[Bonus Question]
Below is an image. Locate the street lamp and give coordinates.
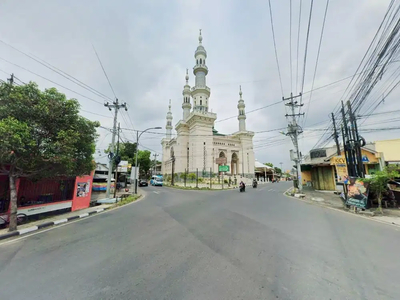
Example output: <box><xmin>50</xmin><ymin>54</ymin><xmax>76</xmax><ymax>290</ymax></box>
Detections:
<box><xmin>134</xmin><ymin>126</ymin><xmax>162</xmax><ymax>194</ymax></box>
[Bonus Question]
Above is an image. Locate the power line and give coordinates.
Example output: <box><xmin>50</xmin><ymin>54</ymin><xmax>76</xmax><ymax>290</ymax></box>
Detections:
<box><xmin>268</xmin><ymin>0</ymin><xmax>284</xmax><ymax>96</ymax></box>
<box><xmin>299</xmin><ymin>0</ymin><xmax>314</xmax><ymax>99</ymax></box>
<box><xmin>289</xmin><ymin>0</ymin><xmax>293</xmax><ymax>93</ymax></box>
<box><xmin>92</xmin><ymin>44</ymin><xmax>117</xmax><ymax>99</ymax></box>
<box><xmin>302</xmin><ymin>0</ymin><xmax>330</xmax><ymax>127</ymax></box>
<box><xmin>295</xmin><ymin>0</ymin><xmax>303</xmax><ymax>93</ymax></box>
<box><xmin>215</xmin><ymin>100</ymin><xmax>281</xmax><ymax>123</ymax></box>
<box><xmin>0</xmin><ymin>39</ymin><xmax>114</xmax><ymax>102</ymax></box>
<box><xmin>0</xmin><ymin>56</ymin><xmax>105</xmax><ymax>105</ymax></box>
<box><xmin>100</xmin><ymin>125</ymin><xmax>287</xmax><ymax>137</ymax></box>
<box><xmin>81</xmin><ymin>109</ymin><xmax>113</xmax><ymax>118</ymax></box>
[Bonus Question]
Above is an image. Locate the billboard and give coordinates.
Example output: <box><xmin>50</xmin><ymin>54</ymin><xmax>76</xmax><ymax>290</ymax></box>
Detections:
<box><xmin>117</xmin><ymin>160</ymin><xmax>129</xmax><ymax>173</ymax></box>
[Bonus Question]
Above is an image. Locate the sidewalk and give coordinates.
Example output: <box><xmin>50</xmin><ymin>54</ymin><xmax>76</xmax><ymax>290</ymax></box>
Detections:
<box><xmin>0</xmin><ymin>204</ymin><xmax>113</xmax><ymax>239</ymax></box>
<box><xmin>0</xmin><ymin>186</ymin><xmax>144</xmax><ymax>240</ymax></box>
<box><xmin>291</xmin><ymin>186</ymin><xmax>400</xmax><ymax>226</ymax></box>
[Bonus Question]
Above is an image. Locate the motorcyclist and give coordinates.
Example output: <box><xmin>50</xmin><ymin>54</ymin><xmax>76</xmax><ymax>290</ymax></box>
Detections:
<box><xmin>239</xmin><ymin>181</ymin><xmax>245</xmax><ymax>191</ymax></box>
<box><xmin>252</xmin><ymin>179</ymin><xmax>257</xmax><ymax>187</ymax></box>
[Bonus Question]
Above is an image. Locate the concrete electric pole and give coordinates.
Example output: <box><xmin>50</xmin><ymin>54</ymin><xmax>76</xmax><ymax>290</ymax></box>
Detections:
<box><xmin>105</xmin><ymin>99</ymin><xmax>127</xmax><ymax>198</ymax></box>
<box><xmin>283</xmin><ymin>93</ymin><xmax>304</xmax><ymax>193</ymax></box>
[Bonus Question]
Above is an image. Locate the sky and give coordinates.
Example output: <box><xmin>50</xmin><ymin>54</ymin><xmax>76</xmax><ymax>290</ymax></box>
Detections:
<box><xmin>1</xmin><ymin>0</ymin><xmax>399</xmax><ymax>172</ymax></box>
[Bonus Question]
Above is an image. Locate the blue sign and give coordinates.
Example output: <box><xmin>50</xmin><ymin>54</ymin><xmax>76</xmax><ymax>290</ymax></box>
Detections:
<box><xmin>362</xmin><ymin>155</ymin><xmax>369</xmax><ymax>163</ymax></box>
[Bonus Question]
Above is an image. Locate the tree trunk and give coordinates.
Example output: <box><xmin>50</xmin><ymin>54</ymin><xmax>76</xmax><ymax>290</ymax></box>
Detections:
<box><xmin>9</xmin><ymin>174</ymin><xmax>18</xmax><ymax>232</ymax></box>
<box><xmin>377</xmin><ymin>192</ymin><xmax>383</xmax><ymax>214</ymax></box>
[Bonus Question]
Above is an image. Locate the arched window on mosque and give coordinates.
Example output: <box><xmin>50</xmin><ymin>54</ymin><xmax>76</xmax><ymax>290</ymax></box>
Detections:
<box><xmin>200</xmin><ymin>58</ymin><xmax>202</xmax><ymax>64</ymax></box>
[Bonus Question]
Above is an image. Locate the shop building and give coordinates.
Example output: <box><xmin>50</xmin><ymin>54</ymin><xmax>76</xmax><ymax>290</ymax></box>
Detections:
<box><xmin>0</xmin><ymin>171</ymin><xmax>94</xmax><ymax>226</ymax></box>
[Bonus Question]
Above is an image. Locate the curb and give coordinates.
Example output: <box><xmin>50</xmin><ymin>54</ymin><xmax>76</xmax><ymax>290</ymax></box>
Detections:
<box><xmin>0</xmin><ymin>208</ymin><xmax>108</xmax><ymax>241</ymax></box>
<box><xmin>282</xmin><ymin>187</ymin><xmax>400</xmax><ymax>228</ymax></box>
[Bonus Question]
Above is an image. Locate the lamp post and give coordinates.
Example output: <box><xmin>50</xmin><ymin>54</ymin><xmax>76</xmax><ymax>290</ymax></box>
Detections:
<box><xmin>134</xmin><ymin>126</ymin><xmax>162</xmax><ymax>194</ymax></box>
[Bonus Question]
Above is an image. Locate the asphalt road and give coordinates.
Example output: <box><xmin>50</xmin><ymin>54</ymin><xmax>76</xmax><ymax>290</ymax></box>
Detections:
<box><xmin>1</xmin><ymin>182</ymin><xmax>400</xmax><ymax>299</ymax></box>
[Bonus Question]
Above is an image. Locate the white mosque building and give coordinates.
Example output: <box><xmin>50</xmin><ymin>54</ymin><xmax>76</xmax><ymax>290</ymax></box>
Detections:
<box><xmin>161</xmin><ymin>31</ymin><xmax>255</xmax><ymax>178</ymax></box>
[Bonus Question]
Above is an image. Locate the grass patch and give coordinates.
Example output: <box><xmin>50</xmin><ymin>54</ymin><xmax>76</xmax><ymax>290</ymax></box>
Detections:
<box><xmin>114</xmin><ymin>194</ymin><xmax>141</xmax><ymax>207</ymax></box>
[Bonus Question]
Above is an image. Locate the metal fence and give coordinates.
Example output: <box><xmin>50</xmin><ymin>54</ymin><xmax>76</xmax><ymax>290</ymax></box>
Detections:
<box><xmin>163</xmin><ymin>168</ymin><xmax>254</xmax><ymax>189</ymax></box>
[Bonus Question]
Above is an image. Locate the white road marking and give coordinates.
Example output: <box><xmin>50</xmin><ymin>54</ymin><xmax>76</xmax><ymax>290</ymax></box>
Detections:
<box><xmin>79</xmin><ymin>213</ymin><xmax>89</xmax><ymax>218</ymax></box>
<box><xmin>53</xmin><ymin>219</ymin><xmax>68</xmax><ymax>225</ymax></box>
<box><xmin>18</xmin><ymin>226</ymin><xmax>38</xmax><ymax>235</ymax></box>
<box><xmin>153</xmin><ymin>191</ymin><xmax>160</xmax><ymax>194</ymax></box>
<box><xmin>268</xmin><ymin>189</ymin><xmax>273</xmax><ymax>191</ymax></box>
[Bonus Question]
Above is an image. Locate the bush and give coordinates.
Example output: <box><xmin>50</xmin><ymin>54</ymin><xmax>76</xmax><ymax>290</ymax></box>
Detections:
<box><xmin>361</xmin><ymin>167</ymin><xmax>399</xmax><ymax>213</ymax></box>
<box><xmin>116</xmin><ymin>194</ymin><xmax>140</xmax><ymax>206</ymax></box>
<box><xmin>188</xmin><ymin>173</ymin><xmax>196</xmax><ymax>182</ymax></box>
<box><xmin>198</xmin><ymin>177</ymin><xmax>204</xmax><ymax>183</ymax></box>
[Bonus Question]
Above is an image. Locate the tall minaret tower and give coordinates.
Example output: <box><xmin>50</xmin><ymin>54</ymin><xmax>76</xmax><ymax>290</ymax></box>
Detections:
<box><xmin>182</xmin><ymin>69</ymin><xmax>191</xmax><ymax>120</ymax></box>
<box><xmin>238</xmin><ymin>86</ymin><xmax>246</xmax><ymax>131</ymax></box>
<box><xmin>166</xmin><ymin>99</ymin><xmax>173</xmax><ymax>139</ymax></box>
<box><xmin>192</xmin><ymin>29</ymin><xmax>211</xmax><ymax>112</ymax></box>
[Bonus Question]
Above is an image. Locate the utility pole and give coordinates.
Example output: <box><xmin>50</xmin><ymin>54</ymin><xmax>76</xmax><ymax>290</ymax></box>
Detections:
<box><xmin>341</xmin><ymin>101</ymin><xmax>355</xmax><ymax>177</ymax></box>
<box><xmin>331</xmin><ymin>113</ymin><xmax>341</xmax><ymax>155</ymax></box>
<box><xmin>280</xmin><ymin>162</ymin><xmax>283</xmax><ymax>179</ymax></box>
<box><xmin>113</xmin><ymin>123</ymin><xmax>121</xmax><ymax>199</ymax></box>
<box><xmin>105</xmin><ymin>99</ymin><xmax>127</xmax><ymax>198</ymax></box>
<box><xmin>347</xmin><ymin>101</ymin><xmax>365</xmax><ymax>178</ymax></box>
<box><xmin>283</xmin><ymin>93</ymin><xmax>304</xmax><ymax>192</ymax></box>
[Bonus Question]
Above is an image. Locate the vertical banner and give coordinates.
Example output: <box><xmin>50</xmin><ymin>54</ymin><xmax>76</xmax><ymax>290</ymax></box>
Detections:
<box><xmin>346</xmin><ymin>177</ymin><xmax>369</xmax><ymax>209</ymax></box>
<box><xmin>332</xmin><ymin>156</ymin><xmax>349</xmax><ymax>184</ymax></box>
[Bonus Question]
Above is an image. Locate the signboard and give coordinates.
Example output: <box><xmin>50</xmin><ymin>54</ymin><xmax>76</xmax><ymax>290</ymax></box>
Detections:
<box><xmin>76</xmin><ymin>181</ymin><xmax>90</xmax><ymax>197</ymax></box>
<box><xmin>130</xmin><ymin>167</ymin><xmax>140</xmax><ymax>182</ymax></box>
<box><xmin>215</xmin><ymin>157</ymin><xmax>227</xmax><ymax>165</ymax></box>
<box><xmin>310</xmin><ymin>149</ymin><xmax>327</xmax><ymax>159</ymax></box>
<box><xmin>117</xmin><ymin>160</ymin><xmax>129</xmax><ymax>173</ymax></box>
<box><xmin>219</xmin><ymin>165</ymin><xmax>230</xmax><ymax>172</ymax></box>
<box><xmin>362</xmin><ymin>155</ymin><xmax>369</xmax><ymax>163</ymax></box>
<box><xmin>346</xmin><ymin>177</ymin><xmax>369</xmax><ymax>209</ymax></box>
<box><xmin>332</xmin><ymin>156</ymin><xmax>349</xmax><ymax>184</ymax></box>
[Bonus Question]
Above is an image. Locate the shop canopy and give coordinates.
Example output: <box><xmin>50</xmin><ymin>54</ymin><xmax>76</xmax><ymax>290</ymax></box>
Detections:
<box><xmin>255</xmin><ymin>161</ymin><xmax>273</xmax><ymax>170</ymax></box>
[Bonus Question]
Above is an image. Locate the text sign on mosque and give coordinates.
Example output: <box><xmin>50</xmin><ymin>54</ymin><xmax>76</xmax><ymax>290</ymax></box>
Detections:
<box><xmin>219</xmin><ymin>165</ymin><xmax>230</xmax><ymax>172</ymax></box>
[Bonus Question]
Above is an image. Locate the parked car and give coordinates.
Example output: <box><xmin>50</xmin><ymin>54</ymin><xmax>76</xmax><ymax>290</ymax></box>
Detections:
<box><xmin>138</xmin><ymin>179</ymin><xmax>148</xmax><ymax>187</ymax></box>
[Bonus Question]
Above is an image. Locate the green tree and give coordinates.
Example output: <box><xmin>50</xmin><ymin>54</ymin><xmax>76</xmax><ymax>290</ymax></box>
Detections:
<box><xmin>362</xmin><ymin>167</ymin><xmax>399</xmax><ymax>214</ymax></box>
<box><xmin>0</xmin><ymin>82</ymin><xmax>99</xmax><ymax>231</ymax></box>
<box><xmin>135</xmin><ymin>150</ymin><xmax>151</xmax><ymax>177</ymax></box>
<box><xmin>274</xmin><ymin>167</ymin><xmax>282</xmax><ymax>174</ymax></box>
<box><xmin>105</xmin><ymin>142</ymin><xmax>137</xmax><ymax>166</ymax></box>
<box><xmin>264</xmin><ymin>162</ymin><xmax>274</xmax><ymax>167</ymax></box>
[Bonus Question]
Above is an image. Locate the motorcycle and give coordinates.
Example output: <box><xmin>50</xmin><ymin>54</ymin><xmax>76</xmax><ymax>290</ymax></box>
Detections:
<box><xmin>239</xmin><ymin>183</ymin><xmax>246</xmax><ymax>192</ymax></box>
<box><xmin>252</xmin><ymin>181</ymin><xmax>257</xmax><ymax>188</ymax></box>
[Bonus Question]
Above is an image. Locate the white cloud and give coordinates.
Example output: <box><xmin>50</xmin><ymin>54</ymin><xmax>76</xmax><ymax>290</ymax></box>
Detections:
<box><xmin>0</xmin><ymin>0</ymin><xmax>398</xmax><ymax>169</ymax></box>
